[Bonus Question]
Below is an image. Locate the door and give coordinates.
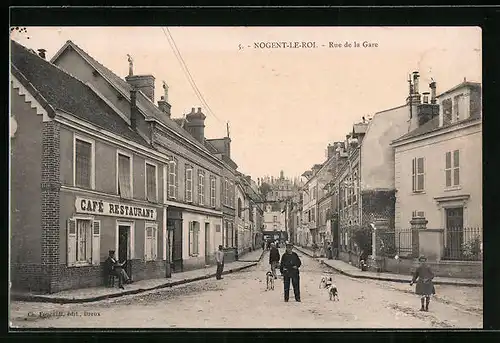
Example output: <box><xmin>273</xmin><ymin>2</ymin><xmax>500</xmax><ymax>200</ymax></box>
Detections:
<box><xmin>205</xmin><ymin>223</ymin><xmax>211</xmax><ymax>265</ymax></box>
<box><xmin>445</xmin><ymin>207</ymin><xmax>464</xmax><ymax>259</ymax></box>
<box><xmin>118</xmin><ymin>225</ymin><xmax>132</xmax><ymax>278</ymax></box>
<box><xmin>169</xmin><ymin>219</ymin><xmax>183</xmax><ymax>272</ymax></box>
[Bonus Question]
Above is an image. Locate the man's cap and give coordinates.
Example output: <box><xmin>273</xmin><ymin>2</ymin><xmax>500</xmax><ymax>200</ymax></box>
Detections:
<box><xmin>285</xmin><ymin>241</ymin><xmax>293</xmax><ymax>246</ymax></box>
<box><xmin>418</xmin><ymin>255</ymin><xmax>427</xmax><ymax>262</ymax></box>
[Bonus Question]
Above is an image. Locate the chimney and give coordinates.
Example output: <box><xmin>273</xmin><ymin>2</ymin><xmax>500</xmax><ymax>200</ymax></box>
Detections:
<box><xmin>185</xmin><ymin>107</ymin><xmax>206</xmax><ymax>143</ymax></box>
<box><xmin>157</xmin><ymin>96</ymin><xmax>171</xmax><ymax>117</ymax></box>
<box><xmin>37</xmin><ymin>49</ymin><xmax>46</xmax><ymax>59</ymax></box>
<box><xmin>412</xmin><ymin>71</ymin><xmax>420</xmax><ymax>94</ymax></box>
<box><xmin>422</xmin><ymin>92</ymin><xmax>430</xmax><ymax>104</ymax></box>
<box><xmin>125</xmin><ymin>74</ymin><xmax>155</xmax><ymax>102</ymax></box>
<box><xmin>327</xmin><ymin>144</ymin><xmax>336</xmax><ymax>159</ymax></box>
<box><xmin>429</xmin><ymin>81</ymin><xmax>437</xmax><ymax>104</ymax></box>
<box><xmin>130</xmin><ymin>89</ymin><xmax>138</xmax><ymax>129</ymax></box>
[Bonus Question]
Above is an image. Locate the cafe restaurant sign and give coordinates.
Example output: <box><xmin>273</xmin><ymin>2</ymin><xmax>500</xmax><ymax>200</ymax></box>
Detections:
<box><xmin>75</xmin><ymin>197</ymin><xmax>157</xmax><ymax>220</ymax></box>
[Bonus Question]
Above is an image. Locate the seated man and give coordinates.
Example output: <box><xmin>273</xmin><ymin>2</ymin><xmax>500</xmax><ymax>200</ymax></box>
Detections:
<box><xmin>105</xmin><ymin>250</ymin><xmax>132</xmax><ymax>289</ymax></box>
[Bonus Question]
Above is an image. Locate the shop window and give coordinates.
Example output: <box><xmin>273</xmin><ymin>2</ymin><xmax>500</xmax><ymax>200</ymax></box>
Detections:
<box><xmin>117</xmin><ymin>152</ymin><xmax>133</xmax><ymax>199</ymax></box>
<box><xmin>144</xmin><ymin>224</ymin><xmax>158</xmax><ymax>261</ymax></box>
<box><xmin>74</xmin><ymin>136</ymin><xmax>94</xmax><ymax>189</ymax></box>
<box><xmin>67</xmin><ymin>218</ymin><xmax>100</xmax><ymax>266</ymax></box>
<box><xmin>189</xmin><ymin>221</ymin><xmax>200</xmax><ymax>256</ymax></box>
<box><xmin>145</xmin><ymin>162</ymin><xmax>157</xmax><ymax>202</ymax></box>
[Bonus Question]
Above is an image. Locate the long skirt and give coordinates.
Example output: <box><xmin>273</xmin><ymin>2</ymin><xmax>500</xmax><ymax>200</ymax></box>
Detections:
<box><xmin>415</xmin><ymin>280</ymin><xmax>436</xmax><ymax>296</ymax></box>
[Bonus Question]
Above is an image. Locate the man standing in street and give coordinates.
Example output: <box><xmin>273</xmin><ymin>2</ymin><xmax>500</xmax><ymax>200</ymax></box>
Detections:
<box><xmin>279</xmin><ymin>242</ymin><xmax>302</xmax><ymax>302</ymax></box>
<box><xmin>215</xmin><ymin>245</ymin><xmax>225</xmax><ymax>280</ymax></box>
<box><xmin>269</xmin><ymin>242</ymin><xmax>280</xmax><ymax>279</ymax></box>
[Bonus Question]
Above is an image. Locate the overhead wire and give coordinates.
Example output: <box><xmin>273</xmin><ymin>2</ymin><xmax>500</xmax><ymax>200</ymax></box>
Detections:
<box><xmin>161</xmin><ymin>27</ymin><xmax>224</xmax><ymax>125</ymax></box>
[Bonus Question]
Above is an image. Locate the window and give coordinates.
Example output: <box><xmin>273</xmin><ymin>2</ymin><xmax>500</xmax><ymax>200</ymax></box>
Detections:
<box><xmin>185</xmin><ymin>166</ymin><xmax>193</xmax><ymax>202</ymax></box>
<box><xmin>198</xmin><ymin>170</ymin><xmax>205</xmax><ymax>205</ymax></box>
<box><xmin>74</xmin><ymin>136</ymin><xmax>94</xmax><ymax>189</ymax></box>
<box><xmin>353</xmin><ymin>172</ymin><xmax>358</xmax><ymax>204</ymax></box>
<box><xmin>168</xmin><ymin>158</ymin><xmax>177</xmax><ymax>199</ymax></box>
<box><xmin>229</xmin><ymin>181</ymin><xmax>235</xmax><ymax>207</ymax></box>
<box><xmin>412</xmin><ymin>157</ymin><xmax>425</xmax><ymax>192</ymax></box>
<box><xmin>224</xmin><ymin>178</ymin><xmax>229</xmax><ymax>205</ymax></box>
<box><xmin>67</xmin><ymin>218</ymin><xmax>100</xmax><ymax>266</ymax></box>
<box><xmin>210</xmin><ymin>176</ymin><xmax>216</xmax><ymax>207</ymax></box>
<box><xmin>445</xmin><ymin>150</ymin><xmax>460</xmax><ymax>187</ymax></box>
<box><xmin>117</xmin><ymin>152</ymin><xmax>132</xmax><ymax>198</ymax></box>
<box><xmin>238</xmin><ymin>198</ymin><xmax>242</xmax><ymax>218</ymax></box>
<box><xmin>189</xmin><ymin>221</ymin><xmax>200</xmax><ymax>255</ymax></box>
<box><xmin>453</xmin><ymin>94</ymin><xmax>463</xmax><ymax>122</ymax></box>
<box><xmin>442</xmin><ymin>98</ymin><xmax>453</xmax><ymax>124</ymax></box>
<box><xmin>412</xmin><ymin>210</ymin><xmax>425</xmax><ymax>218</ymax></box>
<box><xmin>273</xmin><ymin>215</ymin><xmax>278</xmax><ymax>222</ymax></box>
<box><xmin>145</xmin><ymin>162</ymin><xmax>157</xmax><ymax>202</ymax></box>
<box><xmin>144</xmin><ymin>224</ymin><xmax>158</xmax><ymax>261</ymax></box>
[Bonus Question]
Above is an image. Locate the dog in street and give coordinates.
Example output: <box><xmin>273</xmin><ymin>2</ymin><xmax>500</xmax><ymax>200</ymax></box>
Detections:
<box><xmin>319</xmin><ymin>275</ymin><xmax>339</xmax><ymax>301</ymax></box>
<box><xmin>266</xmin><ymin>271</ymin><xmax>275</xmax><ymax>290</ymax></box>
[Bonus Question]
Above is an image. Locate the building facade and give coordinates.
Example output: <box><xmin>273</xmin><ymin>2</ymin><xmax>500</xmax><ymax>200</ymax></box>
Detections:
<box><xmin>392</xmin><ymin>81</ymin><xmax>482</xmax><ymax>259</ymax></box>
<box><xmin>11</xmin><ymin>40</ymin><xmax>171</xmax><ymax>292</ymax></box>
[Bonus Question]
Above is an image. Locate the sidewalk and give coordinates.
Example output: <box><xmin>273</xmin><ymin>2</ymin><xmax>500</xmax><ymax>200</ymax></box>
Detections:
<box><xmin>294</xmin><ymin>246</ymin><xmax>482</xmax><ymax>288</ymax></box>
<box><xmin>237</xmin><ymin>248</ymin><xmax>265</xmax><ymax>262</ymax></box>
<box><xmin>10</xmin><ymin>260</ymin><xmax>258</xmax><ymax>304</ymax></box>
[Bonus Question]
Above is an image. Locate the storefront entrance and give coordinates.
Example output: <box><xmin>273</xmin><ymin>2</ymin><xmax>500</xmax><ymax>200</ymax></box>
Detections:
<box><xmin>117</xmin><ymin>222</ymin><xmax>133</xmax><ymax>278</ymax></box>
<box><xmin>167</xmin><ymin>207</ymin><xmax>183</xmax><ymax>272</ymax></box>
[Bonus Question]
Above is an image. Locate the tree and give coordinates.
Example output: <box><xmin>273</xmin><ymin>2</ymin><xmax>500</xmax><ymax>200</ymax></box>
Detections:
<box><xmin>258</xmin><ymin>182</ymin><xmax>272</xmax><ymax>199</ymax></box>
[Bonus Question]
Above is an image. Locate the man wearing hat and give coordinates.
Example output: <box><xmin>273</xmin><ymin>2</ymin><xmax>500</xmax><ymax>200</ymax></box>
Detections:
<box><xmin>105</xmin><ymin>250</ymin><xmax>132</xmax><ymax>289</ymax></box>
<box><xmin>410</xmin><ymin>255</ymin><xmax>436</xmax><ymax>311</ymax></box>
<box><xmin>279</xmin><ymin>242</ymin><xmax>302</xmax><ymax>302</ymax></box>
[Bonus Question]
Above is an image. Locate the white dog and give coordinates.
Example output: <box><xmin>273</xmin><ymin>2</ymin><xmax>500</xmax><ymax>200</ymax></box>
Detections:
<box><xmin>266</xmin><ymin>271</ymin><xmax>275</xmax><ymax>291</ymax></box>
<box><xmin>319</xmin><ymin>275</ymin><xmax>339</xmax><ymax>301</ymax></box>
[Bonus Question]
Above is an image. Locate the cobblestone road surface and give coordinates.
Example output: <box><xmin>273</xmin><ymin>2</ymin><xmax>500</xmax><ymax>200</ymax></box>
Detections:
<box><xmin>10</xmin><ymin>249</ymin><xmax>482</xmax><ymax>329</ymax></box>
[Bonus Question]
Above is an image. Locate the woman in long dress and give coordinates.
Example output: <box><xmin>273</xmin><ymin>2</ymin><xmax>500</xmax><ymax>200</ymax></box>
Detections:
<box><xmin>410</xmin><ymin>255</ymin><xmax>436</xmax><ymax>311</ymax></box>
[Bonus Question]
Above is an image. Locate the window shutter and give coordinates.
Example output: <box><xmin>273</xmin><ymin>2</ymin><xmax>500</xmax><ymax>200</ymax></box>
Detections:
<box><xmin>67</xmin><ymin>219</ymin><xmax>76</xmax><ymax>266</ymax></box>
<box><xmin>175</xmin><ymin>161</ymin><xmax>179</xmax><ymax>199</ymax></box>
<box><xmin>92</xmin><ymin>220</ymin><xmax>101</xmax><ymax>265</ymax></box>
<box><xmin>153</xmin><ymin>227</ymin><xmax>158</xmax><ymax>260</ymax></box>
<box><xmin>189</xmin><ymin>222</ymin><xmax>193</xmax><ymax>256</ymax></box>
<box><xmin>145</xmin><ymin>227</ymin><xmax>152</xmax><ymax>260</ymax></box>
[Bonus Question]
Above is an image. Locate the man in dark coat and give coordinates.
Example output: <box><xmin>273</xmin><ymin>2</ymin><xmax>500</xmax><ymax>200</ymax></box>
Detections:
<box><xmin>104</xmin><ymin>250</ymin><xmax>132</xmax><ymax>289</ymax></box>
<box><xmin>410</xmin><ymin>255</ymin><xmax>436</xmax><ymax>311</ymax></box>
<box><xmin>269</xmin><ymin>242</ymin><xmax>281</xmax><ymax>279</ymax></box>
<box><xmin>279</xmin><ymin>242</ymin><xmax>302</xmax><ymax>302</ymax></box>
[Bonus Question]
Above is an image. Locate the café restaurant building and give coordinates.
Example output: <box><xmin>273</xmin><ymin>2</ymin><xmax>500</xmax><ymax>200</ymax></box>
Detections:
<box><xmin>10</xmin><ymin>40</ymin><xmax>168</xmax><ymax>293</ymax></box>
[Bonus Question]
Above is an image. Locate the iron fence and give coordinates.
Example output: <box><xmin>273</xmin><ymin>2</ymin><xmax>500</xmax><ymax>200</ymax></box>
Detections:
<box><xmin>377</xmin><ymin>229</ymin><xmax>412</xmax><ymax>258</ymax></box>
<box><xmin>442</xmin><ymin>227</ymin><xmax>482</xmax><ymax>261</ymax></box>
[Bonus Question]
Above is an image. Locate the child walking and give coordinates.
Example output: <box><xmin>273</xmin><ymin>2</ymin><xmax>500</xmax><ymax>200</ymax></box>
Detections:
<box><xmin>410</xmin><ymin>255</ymin><xmax>436</xmax><ymax>311</ymax></box>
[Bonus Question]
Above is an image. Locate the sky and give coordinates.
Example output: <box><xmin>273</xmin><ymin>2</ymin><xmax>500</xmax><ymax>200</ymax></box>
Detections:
<box><xmin>10</xmin><ymin>26</ymin><xmax>481</xmax><ymax>181</ymax></box>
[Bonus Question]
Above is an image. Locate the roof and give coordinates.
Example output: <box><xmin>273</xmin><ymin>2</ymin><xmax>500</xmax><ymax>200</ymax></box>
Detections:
<box><xmin>436</xmin><ymin>81</ymin><xmax>481</xmax><ymax>99</ymax></box>
<box><xmin>51</xmin><ymin>40</ymin><xmax>212</xmax><ymax>154</ymax></box>
<box><xmin>10</xmin><ymin>40</ymin><xmax>148</xmax><ymax>146</ymax></box>
<box><xmin>393</xmin><ymin>114</ymin><xmax>481</xmax><ymax>143</ymax></box>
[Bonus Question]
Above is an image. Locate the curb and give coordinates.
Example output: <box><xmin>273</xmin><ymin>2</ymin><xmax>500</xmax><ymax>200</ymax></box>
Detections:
<box><xmin>238</xmin><ymin>249</ymin><xmax>266</xmax><ymax>263</ymax></box>
<box><xmin>295</xmin><ymin>246</ymin><xmax>482</xmax><ymax>288</ymax></box>
<box><xmin>11</xmin><ymin>262</ymin><xmax>257</xmax><ymax>304</ymax></box>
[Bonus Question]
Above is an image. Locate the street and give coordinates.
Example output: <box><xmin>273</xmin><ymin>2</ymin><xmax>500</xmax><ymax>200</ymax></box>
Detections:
<box><xmin>10</xmin><ymin>249</ymin><xmax>482</xmax><ymax>329</ymax></box>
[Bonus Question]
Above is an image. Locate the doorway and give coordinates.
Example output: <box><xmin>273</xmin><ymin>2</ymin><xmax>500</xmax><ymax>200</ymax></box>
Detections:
<box><xmin>168</xmin><ymin>218</ymin><xmax>183</xmax><ymax>272</ymax></box>
<box><xmin>205</xmin><ymin>223</ymin><xmax>211</xmax><ymax>265</ymax></box>
<box><xmin>118</xmin><ymin>223</ymin><xmax>132</xmax><ymax>278</ymax></box>
<box><xmin>445</xmin><ymin>207</ymin><xmax>464</xmax><ymax>259</ymax></box>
